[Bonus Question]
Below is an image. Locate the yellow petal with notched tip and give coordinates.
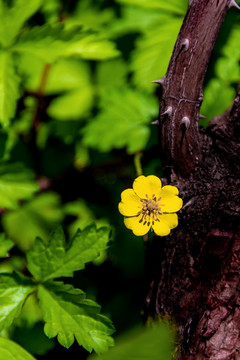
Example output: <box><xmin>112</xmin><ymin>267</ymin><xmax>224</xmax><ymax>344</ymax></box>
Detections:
<box><xmin>118</xmin><ymin>189</ymin><xmax>142</xmax><ymax>216</ymax></box>
<box><xmin>153</xmin><ymin>213</ymin><xmax>178</xmax><ymax>236</ymax></box>
<box><xmin>124</xmin><ymin>214</ymin><xmax>151</xmax><ymax>236</ymax></box>
<box><xmin>160</xmin><ymin>186</ymin><xmax>183</xmax><ymax>212</ymax></box>
<box><xmin>133</xmin><ymin>175</ymin><xmax>162</xmax><ymax>199</ymax></box>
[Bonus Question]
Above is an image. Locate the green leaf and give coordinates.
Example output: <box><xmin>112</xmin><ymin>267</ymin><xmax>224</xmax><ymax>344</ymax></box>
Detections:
<box><xmin>96</xmin><ymin>59</ymin><xmax>128</xmax><ymax>94</ymax></box>
<box><xmin>131</xmin><ymin>18</ymin><xmax>183</xmax><ymax>91</ymax></box>
<box><xmin>0</xmin><ymin>272</ymin><xmax>35</xmax><ymax>331</ymax></box>
<box><xmin>0</xmin><ymin>337</ymin><xmax>36</xmax><ymax>360</ymax></box>
<box><xmin>221</xmin><ymin>22</ymin><xmax>240</xmax><ymax>60</ymax></box>
<box><xmin>0</xmin><ymin>51</ymin><xmax>20</xmax><ymax>127</ymax></box>
<box><xmin>38</xmin><ymin>281</ymin><xmax>114</xmax><ymax>353</ymax></box>
<box><xmin>82</xmin><ymin>88</ymin><xmax>157</xmax><ymax>153</ymax></box>
<box><xmin>0</xmin><ymin>0</ymin><xmax>42</xmax><ymax>48</ymax></box>
<box><xmin>115</xmin><ymin>0</ymin><xmax>187</xmax><ymax>15</ymax></box>
<box><xmin>0</xmin><ymin>162</ymin><xmax>39</xmax><ymax>210</ymax></box>
<box><xmin>13</xmin><ymin>24</ymin><xmax>120</xmax><ymax>63</ymax></box>
<box><xmin>89</xmin><ymin>323</ymin><xmax>174</xmax><ymax>360</ymax></box>
<box><xmin>215</xmin><ymin>56</ymin><xmax>240</xmax><ymax>82</ymax></box>
<box><xmin>0</xmin><ymin>233</ymin><xmax>14</xmax><ymax>258</ymax></box>
<box><xmin>64</xmin><ymin>199</ymin><xmax>109</xmax><ymax>237</ymax></box>
<box><xmin>27</xmin><ymin>224</ymin><xmax>111</xmax><ymax>282</ymax></box>
<box><xmin>67</xmin><ymin>0</ymin><xmax>115</xmax><ymax>33</ymax></box>
<box><xmin>200</xmin><ymin>78</ymin><xmax>235</xmax><ymax>126</ymax></box>
<box><xmin>2</xmin><ymin>192</ymin><xmax>64</xmax><ymax>251</ymax></box>
<box><xmin>47</xmin><ymin>87</ymin><xmax>93</xmax><ymax>121</ymax></box>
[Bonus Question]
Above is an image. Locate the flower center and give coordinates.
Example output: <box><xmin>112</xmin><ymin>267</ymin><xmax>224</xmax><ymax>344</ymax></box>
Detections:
<box><xmin>138</xmin><ymin>194</ymin><xmax>164</xmax><ymax>225</ymax></box>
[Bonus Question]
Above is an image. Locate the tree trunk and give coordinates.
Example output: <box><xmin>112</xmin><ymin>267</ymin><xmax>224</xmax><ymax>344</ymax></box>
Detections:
<box><xmin>144</xmin><ymin>0</ymin><xmax>240</xmax><ymax>358</ymax></box>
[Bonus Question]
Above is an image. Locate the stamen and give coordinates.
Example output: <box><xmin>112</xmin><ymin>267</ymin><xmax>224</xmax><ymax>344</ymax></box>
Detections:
<box><xmin>140</xmin><ymin>193</ymin><xmax>163</xmax><ymax>227</ymax></box>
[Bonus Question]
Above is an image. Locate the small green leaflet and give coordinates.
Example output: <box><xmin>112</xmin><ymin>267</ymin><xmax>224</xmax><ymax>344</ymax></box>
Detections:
<box><xmin>0</xmin><ymin>233</ymin><xmax>14</xmax><ymax>257</ymax></box>
<box><xmin>0</xmin><ymin>51</ymin><xmax>20</xmax><ymax>127</ymax></box>
<box><xmin>38</xmin><ymin>281</ymin><xmax>115</xmax><ymax>353</ymax></box>
<box><xmin>27</xmin><ymin>224</ymin><xmax>111</xmax><ymax>282</ymax></box>
<box><xmin>13</xmin><ymin>24</ymin><xmax>120</xmax><ymax>63</ymax></box>
<box><xmin>0</xmin><ymin>337</ymin><xmax>36</xmax><ymax>360</ymax></box>
<box><xmin>0</xmin><ymin>162</ymin><xmax>39</xmax><ymax>210</ymax></box>
<box><xmin>0</xmin><ymin>272</ymin><xmax>35</xmax><ymax>332</ymax></box>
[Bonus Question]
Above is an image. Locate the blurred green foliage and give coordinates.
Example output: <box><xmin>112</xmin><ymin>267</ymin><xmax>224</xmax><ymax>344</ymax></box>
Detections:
<box><xmin>0</xmin><ymin>0</ymin><xmax>239</xmax><ymax>359</ymax></box>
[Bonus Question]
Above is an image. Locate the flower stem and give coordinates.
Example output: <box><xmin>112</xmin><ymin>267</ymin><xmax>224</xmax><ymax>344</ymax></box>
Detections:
<box><xmin>134</xmin><ymin>152</ymin><xmax>143</xmax><ymax>176</ymax></box>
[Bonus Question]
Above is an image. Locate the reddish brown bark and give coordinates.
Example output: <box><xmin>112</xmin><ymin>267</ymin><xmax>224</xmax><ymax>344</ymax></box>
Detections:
<box><xmin>145</xmin><ymin>0</ymin><xmax>240</xmax><ymax>359</ymax></box>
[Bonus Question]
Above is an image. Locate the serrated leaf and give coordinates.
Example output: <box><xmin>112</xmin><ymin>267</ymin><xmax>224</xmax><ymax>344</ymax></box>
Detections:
<box><xmin>2</xmin><ymin>192</ymin><xmax>63</xmax><ymax>251</ymax></box>
<box><xmin>0</xmin><ymin>0</ymin><xmax>42</xmax><ymax>48</ymax></box>
<box><xmin>13</xmin><ymin>24</ymin><xmax>120</xmax><ymax>63</ymax></box>
<box><xmin>0</xmin><ymin>163</ymin><xmax>39</xmax><ymax>210</ymax></box>
<box><xmin>0</xmin><ymin>337</ymin><xmax>36</xmax><ymax>360</ymax></box>
<box><xmin>115</xmin><ymin>0</ymin><xmax>187</xmax><ymax>15</ymax></box>
<box><xmin>0</xmin><ymin>51</ymin><xmax>20</xmax><ymax>127</ymax></box>
<box><xmin>82</xmin><ymin>88</ymin><xmax>157</xmax><ymax>153</ymax></box>
<box><xmin>0</xmin><ymin>233</ymin><xmax>14</xmax><ymax>258</ymax></box>
<box><xmin>0</xmin><ymin>272</ymin><xmax>35</xmax><ymax>331</ymax></box>
<box><xmin>27</xmin><ymin>224</ymin><xmax>111</xmax><ymax>282</ymax></box>
<box><xmin>131</xmin><ymin>18</ymin><xmax>183</xmax><ymax>90</ymax></box>
<box><xmin>38</xmin><ymin>281</ymin><xmax>114</xmax><ymax>353</ymax></box>
<box><xmin>89</xmin><ymin>324</ymin><xmax>174</xmax><ymax>360</ymax></box>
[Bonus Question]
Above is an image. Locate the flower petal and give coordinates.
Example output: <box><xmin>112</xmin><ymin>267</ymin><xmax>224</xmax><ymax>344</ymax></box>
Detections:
<box><xmin>160</xmin><ymin>213</ymin><xmax>178</xmax><ymax>229</ymax></box>
<box><xmin>161</xmin><ymin>185</ymin><xmax>179</xmax><ymax>196</ymax></box>
<box><xmin>124</xmin><ymin>215</ymin><xmax>150</xmax><ymax>236</ymax></box>
<box><xmin>153</xmin><ymin>214</ymin><xmax>178</xmax><ymax>236</ymax></box>
<box><xmin>161</xmin><ymin>196</ymin><xmax>183</xmax><ymax>213</ymax></box>
<box><xmin>118</xmin><ymin>189</ymin><xmax>142</xmax><ymax>216</ymax></box>
<box><xmin>133</xmin><ymin>175</ymin><xmax>162</xmax><ymax>199</ymax></box>
<box><xmin>160</xmin><ymin>185</ymin><xmax>183</xmax><ymax>213</ymax></box>
<box><xmin>152</xmin><ymin>219</ymin><xmax>170</xmax><ymax>236</ymax></box>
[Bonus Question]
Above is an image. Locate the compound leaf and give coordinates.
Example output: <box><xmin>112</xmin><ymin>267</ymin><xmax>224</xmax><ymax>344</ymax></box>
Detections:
<box><xmin>27</xmin><ymin>224</ymin><xmax>111</xmax><ymax>282</ymax></box>
<box><xmin>38</xmin><ymin>281</ymin><xmax>114</xmax><ymax>353</ymax></box>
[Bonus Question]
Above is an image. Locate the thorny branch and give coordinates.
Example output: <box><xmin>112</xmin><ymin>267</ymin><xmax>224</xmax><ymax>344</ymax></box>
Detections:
<box><xmin>146</xmin><ymin>0</ymin><xmax>240</xmax><ymax>359</ymax></box>
<box><xmin>157</xmin><ymin>0</ymin><xmax>238</xmax><ymax>177</ymax></box>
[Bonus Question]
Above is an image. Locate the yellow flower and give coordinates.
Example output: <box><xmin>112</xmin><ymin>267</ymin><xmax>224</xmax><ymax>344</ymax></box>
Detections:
<box><xmin>118</xmin><ymin>175</ymin><xmax>183</xmax><ymax>236</ymax></box>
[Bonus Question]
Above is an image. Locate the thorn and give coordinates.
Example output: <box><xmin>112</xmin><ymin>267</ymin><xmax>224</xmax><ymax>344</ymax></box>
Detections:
<box><xmin>152</xmin><ymin>76</ymin><xmax>165</xmax><ymax>85</ymax></box>
<box><xmin>199</xmin><ymin>114</ymin><xmax>206</xmax><ymax>119</ymax></box>
<box><xmin>151</xmin><ymin>120</ymin><xmax>159</xmax><ymax>125</ymax></box>
<box><xmin>161</xmin><ymin>106</ymin><xmax>173</xmax><ymax>118</ymax></box>
<box><xmin>180</xmin><ymin>38</ymin><xmax>190</xmax><ymax>51</ymax></box>
<box><xmin>180</xmin><ymin>116</ymin><xmax>190</xmax><ymax>129</ymax></box>
<box><xmin>229</xmin><ymin>0</ymin><xmax>240</xmax><ymax>10</ymax></box>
